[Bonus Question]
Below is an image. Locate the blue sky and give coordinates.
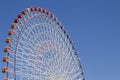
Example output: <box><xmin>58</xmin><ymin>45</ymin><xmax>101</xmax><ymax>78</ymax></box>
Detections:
<box><xmin>0</xmin><ymin>0</ymin><xmax>120</xmax><ymax>80</ymax></box>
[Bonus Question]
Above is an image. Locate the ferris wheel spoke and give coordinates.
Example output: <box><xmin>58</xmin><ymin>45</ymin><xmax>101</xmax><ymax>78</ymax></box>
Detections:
<box><xmin>17</xmin><ymin>28</ymin><xmax>64</xmax><ymax>53</ymax></box>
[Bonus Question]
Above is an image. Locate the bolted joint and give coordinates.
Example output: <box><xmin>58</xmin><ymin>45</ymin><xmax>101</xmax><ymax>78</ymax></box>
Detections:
<box><xmin>78</xmin><ymin>58</ymin><xmax>80</xmax><ymax>62</ymax></box>
<box><xmin>82</xmin><ymin>78</ymin><xmax>85</xmax><ymax>80</ymax></box>
<box><xmin>2</xmin><ymin>67</ymin><xmax>8</xmax><ymax>73</ymax></box>
<box><xmin>3</xmin><ymin>56</ymin><xmax>8</xmax><ymax>62</ymax></box>
<box><xmin>75</xmin><ymin>51</ymin><xmax>78</xmax><ymax>55</ymax></box>
<box><xmin>79</xmin><ymin>64</ymin><xmax>82</xmax><ymax>68</ymax></box>
<box><xmin>67</xmin><ymin>34</ymin><xmax>69</xmax><ymax>39</ymax></box>
<box><xmin>81</xmin><ymin>72</ymin><xmax>84</xmax><ymax>75</ymax></box>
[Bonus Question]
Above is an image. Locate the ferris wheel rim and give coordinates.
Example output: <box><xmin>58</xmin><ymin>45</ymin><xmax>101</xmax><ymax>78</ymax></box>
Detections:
<box><xmin>2</xmin><ymin>7</ymin><xmax>85</xmax><ymax>80</ymax></box>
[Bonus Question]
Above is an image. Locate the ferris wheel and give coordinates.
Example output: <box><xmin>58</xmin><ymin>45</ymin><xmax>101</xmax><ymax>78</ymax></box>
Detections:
<box><xmin>2</xmin><ymin>7</ymin><xmax>85</xmax><ymax>80</ymax></box>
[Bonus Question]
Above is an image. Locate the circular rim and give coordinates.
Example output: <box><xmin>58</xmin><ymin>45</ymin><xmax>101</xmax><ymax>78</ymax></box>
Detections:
<box><xmin>3</xmin><ymin>7</ymin><xmax>85</xmax><ymax>80</ymax></box>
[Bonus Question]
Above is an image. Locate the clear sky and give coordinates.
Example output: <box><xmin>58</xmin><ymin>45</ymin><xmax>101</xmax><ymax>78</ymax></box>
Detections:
<box><xmin>0</xmin><ymin>0</ymin><xmax>120</xmax><ymax>80</ymax></box>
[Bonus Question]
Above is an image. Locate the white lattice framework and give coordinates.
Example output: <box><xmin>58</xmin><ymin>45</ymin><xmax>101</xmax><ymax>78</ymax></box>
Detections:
<box><xmin>3</xmin><ymin>7</ymin><xmax>85</xmax><ymax>80</ymax></box>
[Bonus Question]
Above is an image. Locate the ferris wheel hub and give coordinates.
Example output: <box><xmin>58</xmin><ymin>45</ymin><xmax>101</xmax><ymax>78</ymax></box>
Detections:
<box><xmin>49</xmin><ymin>74</ymin><xmax>65</xmax><ymax>80</ymax></box>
